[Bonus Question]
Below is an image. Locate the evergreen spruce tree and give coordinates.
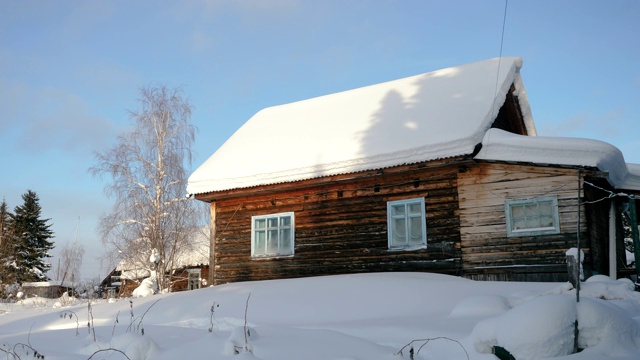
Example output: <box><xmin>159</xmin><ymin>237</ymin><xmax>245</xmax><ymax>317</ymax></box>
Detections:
<box><xmin>11</xmin><ymin>190</ymin><xmax>55</xmax><ymax>283</ymax></box>
<box><xmin>0</xmin><ymin>198</ymin><xmax>16</xmax><ymax>286</ymax></box>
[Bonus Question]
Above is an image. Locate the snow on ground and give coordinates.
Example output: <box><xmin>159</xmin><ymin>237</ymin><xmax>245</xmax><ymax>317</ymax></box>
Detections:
<box><xmin>1</xmin><ymin>272</ymin><xmax>639</xmax><ymax>359</ymax></box>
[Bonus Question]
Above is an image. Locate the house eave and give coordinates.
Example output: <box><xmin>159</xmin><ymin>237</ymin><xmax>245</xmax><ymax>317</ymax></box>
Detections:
<box><xmin>195</xmin><ymin>156</ymin><xmax>474</xmax><ymax>202</ymax></box>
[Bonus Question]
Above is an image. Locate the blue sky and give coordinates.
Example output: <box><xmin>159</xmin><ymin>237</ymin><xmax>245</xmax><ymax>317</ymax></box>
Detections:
<box><xmin>1</xmin><ymin>0</ymin><xmax>639</xmax><ymax>281</ymax></box>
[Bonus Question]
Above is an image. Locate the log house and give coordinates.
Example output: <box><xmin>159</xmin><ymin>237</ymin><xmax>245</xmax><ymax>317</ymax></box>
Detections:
<box><xmin>188</xmin><ymin>57</ymin><xmax>640</xmax><ymax>285</ymax></box>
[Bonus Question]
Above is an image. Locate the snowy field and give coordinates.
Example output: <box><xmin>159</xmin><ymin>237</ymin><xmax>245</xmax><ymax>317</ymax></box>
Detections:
<box><xmin>1</xmin><ymin>272</ymin><xmax>640</xmax><ymax>360</ymax></box>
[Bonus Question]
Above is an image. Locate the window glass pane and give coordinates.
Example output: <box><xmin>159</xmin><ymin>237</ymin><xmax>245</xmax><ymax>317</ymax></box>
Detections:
<box><xmin>538</xmin><ymin>202</ymin><xmax>553</xmax><ymax>216</ymax></box>
<box><xmin>255</xmin><ymin>218</ymin><xmax>266</xmax><ymax>229</ymax></box>
<box><xmin>267</xmin><ymin>230</ymin><xmax>279</xmax><ymax>253</ymax></box>
<box><xmin>409</xmin><ymin>216</ymin><xmax>424</xmax><ymax>245</ymax></box>
<box><xmin>254</xmin><ymin>230</ymin><xmax>265</xmax><ymax>255</ymax></box>
<box><xmin>513</xmin><ymin>218</ymin><xmax>526</xmax><ymax>230</ymax></box>
<box><xmin>391</xmin><ymin>204</ymin><xmax>405</xmax><ymax>216</ymax></box>
<box><xmin>539</xmin><ymin>215</ymin><xmax>554</xmax><ymax>228</ymax></box>
<box><xmin>512</xmin><ymin>205</ymin><xmax>525</xmax><ymax>218</ymax></box>
<box><xmin>408</xmin><ymin>202</ymin><xmax>422</xmax><ymax>214</ymax></box>
<box><xmin>392</xmin><ymin>218</ymin><xmax>406</xmax><ymax>245</ymax></box>
<box><xmin>280</xmin><ymin>228</ymin><xmax>292</xmax><ymax>253</ymax></box>
<box><xmin>280</xmin><ymin>216</ymin><xmax>291</xmax><ymax>227</ymax></box>
<box><xmin>525</xmin><ymin>204</ymin><xmax>538</xmax><ymax>216</ymax></box>
<box><xmin>267</xmin><ymin>218</ymin><xmax>278</xmax><ymax>228</ymax></box>
<box><xmin>526</xmin><ymin>217</ymin><xmax>541</xmax><ymax>229</ymax></box>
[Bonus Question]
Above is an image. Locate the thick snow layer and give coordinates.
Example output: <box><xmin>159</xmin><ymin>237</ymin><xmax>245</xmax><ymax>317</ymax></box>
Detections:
<box><xmin>120</xmin><ymin>268</ymin><xmax>151</xmax><ymax>280</ymax></box>
<box><xmin>473</xmin><ymin>295</ymin><xmax>577</xmax><ymax>359</ymax></box>
<box><xmin>132</xmin><ymin>276</ymin><xmax>157</xmax><ymax>298</ymax></box>
<box><xmin>188</xmin><ymin>57</ymin><xmax>533</xmax><ymax>194</ymax></box>
<box><xmin>117</xmin><ymin>226</ymin><xmax>209</xmax><ymax>280</ymax></box>
<box><xmin>620</xmin><ymin>163</ymin><xmax>640</xmax><ymax>191</ymax></box>
<box><xmin>472</xmin><ymin>275</ymin><xmax>640</xmax><ymax>360</ymax></box>
<box><xmin>476</xmin><ymin>128</ymin><xmax>640</xmax><ymax>190</ymax></box>
<box><xmin>1</xmin><ymin>272</ymin><xmax>639</xmax><ymax>359</ymax></box>
<box><xmin>22</xmin><ymin>281</ymin><xmax>74</xmax><ymax>288</ymax></box>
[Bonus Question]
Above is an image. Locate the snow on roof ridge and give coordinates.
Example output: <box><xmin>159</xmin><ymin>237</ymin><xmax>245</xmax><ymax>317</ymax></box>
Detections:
<box><xmin>618</xmin><ymin>163</ymin><xmax>640</xmax><ymax>191</ymax></box>
<box><xmin>188</xmin><ymin>57</ymin><xmax>526</xmax><ymax>194</ymax></box>
<box><xmin>475</xmin><ymin>128</ymin><xmax>636</xmax><ymax>189</ymax></box>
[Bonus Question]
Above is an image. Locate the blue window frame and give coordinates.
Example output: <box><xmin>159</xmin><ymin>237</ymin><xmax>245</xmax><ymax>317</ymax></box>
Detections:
<box><xmin>251</xmin><ymin>212</ymin><xmax>295</xmax><ymax>257</ymax></box>
<box><xmin>505</xmin><ymin>196</ymin><xmax>560</xmax><ymax>237</ymax></box>
<box><xmin>387</xmin><ymin>198</ymin><xmax>427</xmax><ymax>250</ymax></box>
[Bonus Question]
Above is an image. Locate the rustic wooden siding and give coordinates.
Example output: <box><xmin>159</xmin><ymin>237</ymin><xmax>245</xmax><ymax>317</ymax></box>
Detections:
<box><xmin>118</xmin><ymin>279</ymin><xmax>139</xmax><ymax>298</ymax></box>
<box><xmin>458</xmin><ymin>162</ymin><xmax>590</xmax><ymax>282</ymax></box>
<box><xmin>204</xmin><ymin>161</ymin><xmax>465</xmax><ymax>285</ymax></box>
<box><xmin>22</xmin><ymin>285</ymin><xmax>71</xmax><ymax>299</ymax></box>
<box><xmin>170</xmin><ymin>266</ymin><xmax>210</xmax><ymax>291</ymax></box>
<box><xmin>583</xmin><ymin>179</ymin><xmax>614</xmax><ymax>276</ymax></box>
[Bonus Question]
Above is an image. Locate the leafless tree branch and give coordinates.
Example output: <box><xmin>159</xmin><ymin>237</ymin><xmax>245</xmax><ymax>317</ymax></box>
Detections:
<box><xmin>90</xmin><ymin>85</ymin><xmax>207</xmax><ymax>292</ymax></box>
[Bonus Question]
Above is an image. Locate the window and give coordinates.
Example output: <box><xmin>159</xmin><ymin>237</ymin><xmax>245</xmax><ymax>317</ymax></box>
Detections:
<box><xmin>187</xmin><ymin>269</ymin><xmax>201</xmax><ymax>290</ymax></box>
<box><xmin>387</xmin><ymin>198</ymin><xmax>427</xmax><ymax>250</ymax></box>
<box><xmin>505</xmin><ymin>196</ymin><xmax>560</xmax><ymax>237</ymax></box>
<box><xmin>251</xmin><ymin>212</ymin><xmax>294</xmax><ymax>257</ymax></box>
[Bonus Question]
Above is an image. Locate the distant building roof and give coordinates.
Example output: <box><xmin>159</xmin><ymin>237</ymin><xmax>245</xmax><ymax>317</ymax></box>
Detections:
<box><xmin>22</xmin><ymin>281</ymin><xmax>73</xmax><ymax>288</ymax></box>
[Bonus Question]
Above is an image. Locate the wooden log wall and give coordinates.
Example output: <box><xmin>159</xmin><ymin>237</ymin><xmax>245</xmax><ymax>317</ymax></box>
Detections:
<box><xmin>204</xmin><ymin>161</ymin><xmax>465</xmax><ymax>285</ymax></box>
<box><xmin>458</xmin><ymin>162</ymin><xmax>592</xmax><ymax>282</ymax></box>
<box><xmin>583</xmin><ymin>179</ymin><xmax>614</xmax><ymax>276</ymax></box>
<box><xmin>170</xmin><ymin>266</ymin><xmax>210</xmax><ymax>291</ymax></box>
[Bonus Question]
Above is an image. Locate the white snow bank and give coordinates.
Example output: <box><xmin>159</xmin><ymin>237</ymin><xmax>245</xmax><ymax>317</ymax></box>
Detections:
<box><xmin>132</xmin><ymin>277</ymin><xmax>157</xmax><ymax>298</ymax></box>
<box><xmin>577</xmin><ymin>297</ymin><xmax>640</xmax><ymax>355</ymax></box>
<box><xmin>52</xmin><ymin>292</ymin><xmax>78</xmax><ymax>308</ymax></box>
<box><xmin>1</xmin><ymin>272</ymin><xmax>638</xmax><ymax>359</ymax></box>
<box><xmin>224</xmin><ymin>326</ymin><xmax>257</xmax><ymax>355</ymax></box>
<box><xmin>78</xmin><ymin>333</ymin><xmax>160</xmax><ymax>360</ymax></box>
<box><xmin>579</xmin><ymin>275</ymin><xmax>640</xmax><ymax>301</ymax></box>
<box><xmin>472</xmin><ymin>276</ymin><xmax>640</xmax><ymax>360</ymax></box>
<box><xmin>449</xmin><ymin>295</ymin><xmax>510</xmax><ymax>318</ymax></box>
<box><xmin>17</xmin><ymin>296</ymin><xmax>48</xmax><ymax>308</ymax></box>
<box><xmin>473</xmin><ymin>295</ymin><xmax>577</xmax><ymax>360</ymax></box>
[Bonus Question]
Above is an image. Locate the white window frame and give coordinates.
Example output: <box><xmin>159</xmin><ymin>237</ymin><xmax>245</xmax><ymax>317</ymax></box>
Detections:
<box><xmin>187</xmin><ymin>269</ymin><xmax>201</xmax><ymax>290</ymax></box>
<box><xmin>387</xmin><ymin>197</ymin><xmax>427</xmax><ymax>250</ymax></box>
<box><xmin>505</xmin><ymin>195</ymin><xmax>560</xmax><ymax>237</ymax></box>
<box><xmin>251</xmin><ymin>212</ymin><xmax>295</xmax><ymax>258</ymax></box>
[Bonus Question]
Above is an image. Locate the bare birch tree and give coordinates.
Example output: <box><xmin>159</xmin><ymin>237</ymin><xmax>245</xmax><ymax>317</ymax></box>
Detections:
<box><xmin>56</xmin><ymin>241</ymin><xmax>85</xmax><ymax>287</ymax></box>
<box><xmin>91</xmin><ymin>85</ymin><xmax>203</xmax><ymax>292</ymax></box>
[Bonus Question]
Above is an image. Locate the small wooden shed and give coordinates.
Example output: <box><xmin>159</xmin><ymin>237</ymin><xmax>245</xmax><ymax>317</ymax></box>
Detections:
<box><xmin>188</xmin><ymin>57</ymin><xmax>640</xmax><ymax>285</ymax></box>
<box><xmin>22</xmin><ymin>281</ymin><xmax>73</xmax><ymax>299</ymax></box>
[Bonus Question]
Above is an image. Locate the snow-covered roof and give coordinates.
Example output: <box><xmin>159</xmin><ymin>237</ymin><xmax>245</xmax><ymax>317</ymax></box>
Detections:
<box><xmin>22</xmin><ymin>281</ymin><xmax>74</xmax><ymax>288</ymax></box>
<box><xmin>188</xmin><ymin>57</ymin><xmax>534</xmax><ymax>194</ymax></box>
<box><xmin>475</xmin><ymin>128</ymin><xmax>640</xmax><ymax>191</ymax></box>
<box><xmin>116</xmin><ymin>227</ymin><xmax>210</xmax><ymax>280</ymax></box>
<box><xmin>171</xmin><ymin>226</ymin><xmax>209</xmax><ymax>268</ymax></box>
<box><xmin>620</xmin><ymin>164</ymin><xmax>640</xmax><ymax>191</ymax></box>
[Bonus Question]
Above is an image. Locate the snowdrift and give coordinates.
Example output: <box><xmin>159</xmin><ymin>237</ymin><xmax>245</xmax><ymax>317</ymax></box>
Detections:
<box><xmin>1</xmin><ymin>272</ymin><xmax>639</xmax><ymax>359</ymax></box>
